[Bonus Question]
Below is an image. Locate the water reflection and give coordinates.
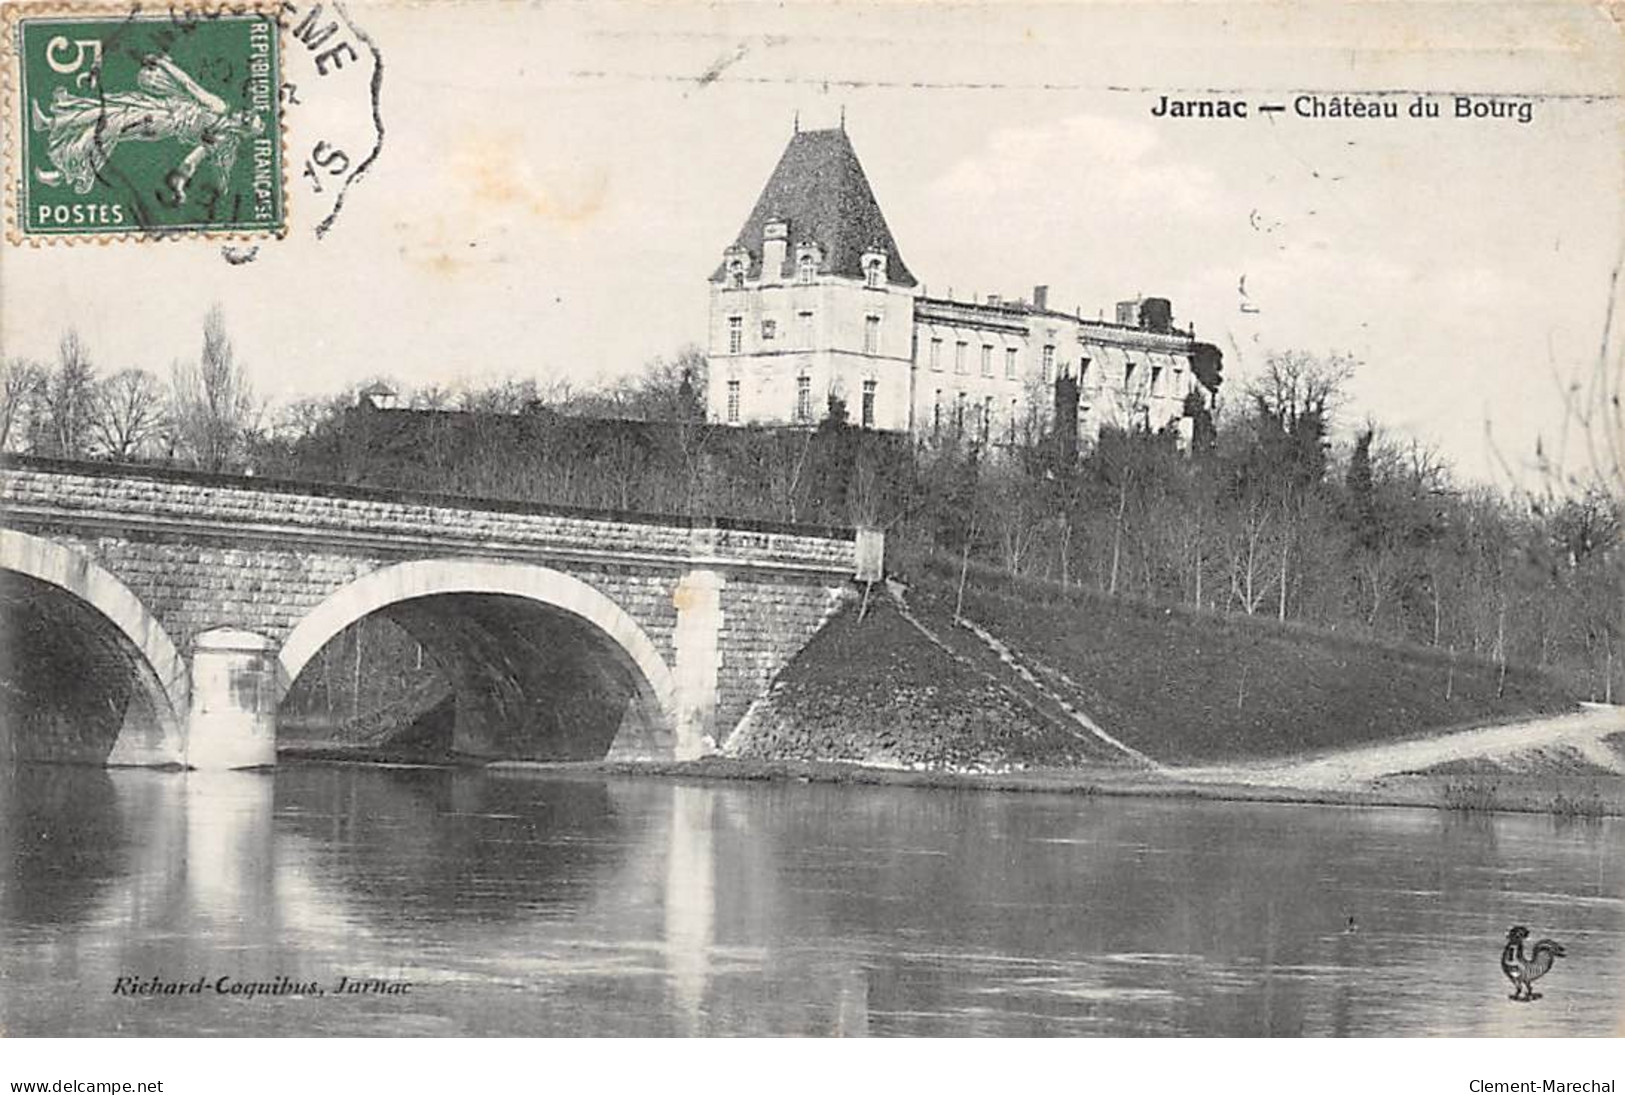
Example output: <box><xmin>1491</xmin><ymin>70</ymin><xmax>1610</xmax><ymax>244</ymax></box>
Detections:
<box><xmin>0</xmin><ymin>765</ymin><xmax>124</xmax><ymax>928</ymax></box>
<box><xmin>1</xmin><ymin>763</ymin><xmax>1622</xmax><ymax>1036</ymax></box>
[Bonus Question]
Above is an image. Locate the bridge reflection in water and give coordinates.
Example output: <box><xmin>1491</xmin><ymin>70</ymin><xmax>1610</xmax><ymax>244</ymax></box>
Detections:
<box><xmin>2</xmin><ymin>763</ymin><xmax>1624</xmax><ymax>1036</ymax></box>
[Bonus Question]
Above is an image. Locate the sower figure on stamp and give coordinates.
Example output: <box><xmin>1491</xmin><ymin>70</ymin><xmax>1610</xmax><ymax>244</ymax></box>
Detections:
<box><xmin>30</xmin><ymin>52</ymin><xmax>262</xmax><ymax>202</ymax></box>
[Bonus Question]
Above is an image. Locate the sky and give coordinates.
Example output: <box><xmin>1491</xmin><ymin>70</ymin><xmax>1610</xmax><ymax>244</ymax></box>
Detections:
<box><xmin>2</xmin><ymin>0</ymin><xmax>1622</xmax><ymax>487</ymax></box>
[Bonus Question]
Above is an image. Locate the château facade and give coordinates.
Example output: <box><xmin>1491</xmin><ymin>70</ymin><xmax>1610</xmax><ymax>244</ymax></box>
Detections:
<box><xmin>707</xmin><ymin>124</ymin><xmax>1214</xmax><ymax>444</ymax></box>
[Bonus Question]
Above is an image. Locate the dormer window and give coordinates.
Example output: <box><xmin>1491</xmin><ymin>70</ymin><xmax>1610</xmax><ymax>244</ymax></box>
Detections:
<box><xmin>795</xmin><ymin>244</ymin><xmax>821</xmax><ymax>285</ymax></box>
<box><xmin>723</xmin><ymin>246</ymin><xmax>749</xmax><ymax>290</ymax></box>
<box><xmin>861</xmin><ymin>249</ymin><xmax>887</xmax><ymax>289</ymax></box>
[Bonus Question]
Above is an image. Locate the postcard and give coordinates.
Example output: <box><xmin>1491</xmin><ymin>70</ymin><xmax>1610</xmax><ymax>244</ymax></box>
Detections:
<box><xmin>1</xmin><ymin>0</ymin><xmax>1622</xmax><ymax>1050</ymax></box>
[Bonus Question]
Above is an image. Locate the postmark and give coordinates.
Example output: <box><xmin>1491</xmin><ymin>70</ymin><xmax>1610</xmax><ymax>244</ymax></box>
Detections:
<box><xmin>3</xmin><ymin>2</ymin><xmax>285</xmax><ymax>242</ymax></box>
<box><xmin>278</xmin><ymin>1</ymin><xmax>384</xmax><ymax>241</ymax></box>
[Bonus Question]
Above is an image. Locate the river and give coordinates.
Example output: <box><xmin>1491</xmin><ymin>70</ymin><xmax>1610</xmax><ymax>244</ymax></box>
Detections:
<box><xmin>1</xmin><ymin>763</ymin><xmax>1621</xmax><ymax>1036</ymax></box>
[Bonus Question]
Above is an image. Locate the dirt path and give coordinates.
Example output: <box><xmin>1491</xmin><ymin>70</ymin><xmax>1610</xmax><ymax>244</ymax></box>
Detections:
<box><xmin>1168</xmin><ymin>704</ymin><xmax>1625</xmax><ymax>790</ymax></box>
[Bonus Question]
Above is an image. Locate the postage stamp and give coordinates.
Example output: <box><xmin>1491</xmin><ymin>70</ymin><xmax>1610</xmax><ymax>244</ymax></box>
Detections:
<box><xmin>3</xmin><ymin>3</ymin><xmax>284</xmax><ymax>241</ymax></box>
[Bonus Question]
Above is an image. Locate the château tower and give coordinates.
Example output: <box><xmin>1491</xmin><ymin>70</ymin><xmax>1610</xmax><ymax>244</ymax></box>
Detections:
<box><xmin>707</xmin><ymin>125</ymin><xmax>920</xmax><ymax>431</ymax></box>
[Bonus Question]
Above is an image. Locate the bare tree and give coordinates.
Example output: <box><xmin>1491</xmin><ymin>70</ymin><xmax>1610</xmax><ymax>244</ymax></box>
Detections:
<box><xmin>455</xmin><ymin>376</ymin><xmax>542</xmax><ymax>414</ymax></box>
<box><xmin>171</xmin><ymin>306</ymin><xmax>258</xmax><ymax>472</ymax></box>
<box><xmin>410</xmin><ymin>382</ymin><xmax>454</xmax><ymax>410</ymax></box>
<box><xmin>0</xmin><ymin>358</ymin><xmax>44</xmax><ymax>452</ymax></box>
<box><xmin>576</xmin><ymin>346</ymin><xmax>706</xmax><ymax>422</ymax></box>
<box><xmin>35</xmin><ymin>329</ymin><xmax>98</xmax><ymax>458</ymax></box>
<box><xmin>1225</xmin><ymin>497</ymin><xmax>1277</xmax><ymax>615</ymax></box>
<box><xmin>1539</xmin><ymin>245</ymin><xmax>1623</xmax><ymax>500</ymax></box>
<box><xmin>90</xmin><ymin>368</ymin><xmax>168</xmax><ymax>460</ymax></box>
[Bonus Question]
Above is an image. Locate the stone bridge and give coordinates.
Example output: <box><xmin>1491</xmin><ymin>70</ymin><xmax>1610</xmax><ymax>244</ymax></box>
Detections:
<box><xmin>0</xmin><ymin>458</ymin><xmax>871</xmax><ymax>769</ymax></box>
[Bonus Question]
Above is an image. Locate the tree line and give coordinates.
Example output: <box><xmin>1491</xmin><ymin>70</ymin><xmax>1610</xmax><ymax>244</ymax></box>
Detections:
<box><xmin>6</xmin><ymin>316</ymin><xmax>1619</xmax><ymax>702</ymax></box>
<box><xmin>1</xmin><ymin>306</ymin><xmax>256</xmax><ymax>471</ymax></box>
<box><xmin>922</xmin><ymin>352</ymin><xmax>1622</xmax><ymax>704</ymax></box>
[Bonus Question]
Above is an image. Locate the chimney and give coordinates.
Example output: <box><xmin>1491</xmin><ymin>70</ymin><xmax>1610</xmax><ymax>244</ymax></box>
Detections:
<box><xmin>762</xmin><ymin>219</ymin><xmax>789</xmax><ymax>282</ymax></box>
<box><xmin>1140</xmin><ymin>297</ymin><xmax>1173</xmax><ymax>333</ymax></box>
<box><xmin>987</xmin><ymin>293</ymin><xmax>1002</xmax><ymax>307</ymax></box>
<box><xmin>1032</xmin><ymin>285</ymin><xmax>1050</xmax><ymax>312</ymax></box>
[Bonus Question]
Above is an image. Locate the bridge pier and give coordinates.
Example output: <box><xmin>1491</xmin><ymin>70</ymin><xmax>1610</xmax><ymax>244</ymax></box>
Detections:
<box><xmin>672</xmin><ymin>568</ymin><xmax>724</xmax><ymax>760</ymax></box>
<box><xmin>186</xmin><ymin>629</ymin><xmax>280</xmax><ymax>770</ymax></box>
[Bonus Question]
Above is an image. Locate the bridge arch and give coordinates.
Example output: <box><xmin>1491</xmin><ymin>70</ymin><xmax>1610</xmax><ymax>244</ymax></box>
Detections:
<box><xmin>278</xmin><ymin>558</ymin><xmax>680</xmax><ymax>758</ymax></box>
<box><xmin>0</xmin><ymin>528</ymin><xmax>187</xmax><ymax>763</ymax></box>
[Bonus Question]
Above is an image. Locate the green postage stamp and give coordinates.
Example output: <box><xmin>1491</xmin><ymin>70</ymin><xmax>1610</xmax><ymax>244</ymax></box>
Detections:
<box><xmin>4</xmin><ymin>2</ymin><xmax>284</xmax><ymax>240</ymax></box>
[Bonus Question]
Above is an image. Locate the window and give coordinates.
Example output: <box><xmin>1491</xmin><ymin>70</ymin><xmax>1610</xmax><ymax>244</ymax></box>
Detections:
<box><xmin>1005</xmin><ymin>347</ymin><xmax>1018</xmax><ymax>379</ymax></box>
<box><xmin>1041</xmin><ymin>344</ymin><xmax>1055</xmax><ymax>382</ymax></box>
<box><xmin>796</xmin><ymin>376</ymin><xmax>812</xmax><ymax>423</ymax></box>
<box><xmin>1150</xmin><ymin>365</ymin><xmax>1164</xmax><ymax>397</ymax></box>
<box><xmin>726</xmin><ymin>258</ymin><xmax>745</xmax><ymax>289</ymax></box>
<box><xmin>955</xmin><ymin>341</ymin><xmax>968</xmax><ymax>375</ymax></box>
<box><xmin>955</xmin><ymin>390</ymin><xmax>967</xmax><ymax>432</ymax></box>
<box><xmin>728</xmin><ymin>316</ymin><xmax>743</xmax><ymax>355</ymax></box>
<box><xmin>1125</xmin><ymin>360</ymin><xmax>1138</xmax><ymax>388</ymax></box>
<box><xmin>726</xmin><ymin>380</ymin><xmax>740</xmax><ymax>424</ymax></box>
<box><xmin>981</xmin><ymin>345</ymin><xmax>993</xmax><ymax>377</ymax></box>
<box><xmin>798</xmin><ymin>254</ymin><xmax>817</xmax><ymax>284</ymax></box>
<box><xmin>1008</xmin><ymin>398</ymin><xmax>1019</xmax><ymax>442</ymax></box>
<box><xmin>861</xmin><ymin>379</ymin><xmax>876</xmax><ymax>429</ymax></box>
<box><xmin>865</xmin><ymin>262</ymin><xmax>882</xmax><ymax>289</ymax></box>
<box><xmin>865</xmin><ymin>315</ymin><xmax>881</xmax><ymax>355</ymax></box>
<box><xmin>982</xmin><ymin>396</ymin><xmax>993</xmax><ymax>441</ymax></box>
<box><xmin>933</xmin><ymin>390</ymin><xmax>942</xmax><ymax>438</ymax></box>
<box><xmin>1079</xmin><ymin>357</ymin><xmax>1091</xmax><ymax>385</ymax></box>
<box><xmin>930</xmin><ymin>338</ymin><xmax>943</xmax><ymax>372</ymax></box>
<box><xmin>798</xmin><ymin>311</ymin><xmax>814</xmax><ymax>347</ymax></box>
<box><xmin>761</xmin><ymin>318</ymin><xmax>777</xmax><ymax>341</ymax></box>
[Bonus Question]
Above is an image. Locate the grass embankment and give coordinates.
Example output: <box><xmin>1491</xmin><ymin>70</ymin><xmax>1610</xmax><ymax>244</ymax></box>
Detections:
<box><xmin>911</xmin><ymin>558</ymin><xmax>1578</xmax><ymax>765</ymax></box>
<box><xmin>732</xmin><ymin>557</ymin><xmax>1581</xmax><ymax>771</ymax></box>
<box><xmin>1423</xmin><ymin>774</ymin><xmax>1616</xmax><ymax>817</ymax></box>
<box><xmin>727</xmin><ymin>586</ymin><xmax>1114</xmax><ymax>769</ymax></box>
<box><xmin>1396</xmin><ymin>731</ymin><xmax>1625</xmax><ymax>817</ymax></box>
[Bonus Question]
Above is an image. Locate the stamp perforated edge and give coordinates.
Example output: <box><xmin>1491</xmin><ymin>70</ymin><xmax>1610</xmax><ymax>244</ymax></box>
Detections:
<box><xmin>2</xmin><ymin>0</ymin><xmax>291</xmax><ymax>247</ymax></box>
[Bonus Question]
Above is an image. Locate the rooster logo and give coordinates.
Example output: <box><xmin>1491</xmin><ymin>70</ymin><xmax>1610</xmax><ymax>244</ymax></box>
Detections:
<box><xmin>1501</xmin><ymin>925</ymin><xmax>1566</xmax><ymax>1002</ymax></box>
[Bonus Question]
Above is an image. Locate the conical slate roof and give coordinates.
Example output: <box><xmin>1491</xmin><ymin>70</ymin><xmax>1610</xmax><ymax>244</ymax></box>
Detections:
<box><xmin>711</xmin><ymin>127</ymin><xmax>917</xmax><ymax>288</ymax></box>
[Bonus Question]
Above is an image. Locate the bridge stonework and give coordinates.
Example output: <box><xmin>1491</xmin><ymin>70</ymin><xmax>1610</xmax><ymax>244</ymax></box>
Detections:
<box><xmin>0</xmin><ymin>460</ymin><xmax>863</xmax><ymax>769</ymax></box>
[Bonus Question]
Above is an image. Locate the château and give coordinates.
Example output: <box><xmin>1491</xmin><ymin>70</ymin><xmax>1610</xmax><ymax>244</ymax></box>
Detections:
<box><xmin>706</xmin><ymin>121</ymin><xmax>1218</xmax><ymax>445</ymax></box>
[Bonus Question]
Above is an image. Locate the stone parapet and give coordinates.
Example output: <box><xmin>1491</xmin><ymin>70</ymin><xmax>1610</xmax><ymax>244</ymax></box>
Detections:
<box><xmin>0</xmin><ymin>462</ymin><xmax>856</xmax><ymax>578</ymax></box>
